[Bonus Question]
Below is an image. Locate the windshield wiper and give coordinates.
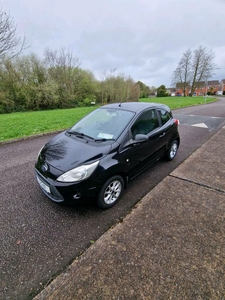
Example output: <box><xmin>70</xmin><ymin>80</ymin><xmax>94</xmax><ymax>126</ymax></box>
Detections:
<box><xmin>67</xmin><ymin>130</ymin><xmax>94</xmax><ymax>140</ymax></box>
<box><xmin>94</xmin><ymin>138</ymin><xmax>115</xmax><ymax>142</ymax></box>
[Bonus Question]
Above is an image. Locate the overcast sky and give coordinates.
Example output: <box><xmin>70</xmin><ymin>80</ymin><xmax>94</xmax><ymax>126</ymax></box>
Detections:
<box><xmin>1</xmin><ymin>0</ymin><xmax>225</xmax><ymax>87</ymax></box>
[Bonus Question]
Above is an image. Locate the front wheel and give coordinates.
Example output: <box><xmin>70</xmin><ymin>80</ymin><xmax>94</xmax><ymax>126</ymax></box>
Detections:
<box><xmin>97</xmin><ymin>175</ymin><xmax>124</xmax><ymax>209</ymax></box>
<box><xmin>166</xmin><ymin>140</ymin><xmax>178</xmax><ymax>161</ymax></box>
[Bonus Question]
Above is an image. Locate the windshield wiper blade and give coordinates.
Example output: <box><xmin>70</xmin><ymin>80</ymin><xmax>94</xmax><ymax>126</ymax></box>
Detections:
<box><xmin>67</xmin><ymin>130</ymin><xmax>94</xmax><ymax>140</ymax></box>
<box><xmin>67</xmin><ymin>130</ymin><xmax>82</xmax><ymax>136</ymax></box>
<box><xmin>94</xmin><ymin>138</ymin><xmax>115</xmax><ymax>142</ymax></box>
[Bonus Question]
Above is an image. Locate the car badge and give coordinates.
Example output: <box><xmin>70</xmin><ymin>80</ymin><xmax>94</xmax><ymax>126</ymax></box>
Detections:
<box><xmin>41</xmin><ymin>163</ymin><xmax>48</xmax><ymax>172</ymax></box>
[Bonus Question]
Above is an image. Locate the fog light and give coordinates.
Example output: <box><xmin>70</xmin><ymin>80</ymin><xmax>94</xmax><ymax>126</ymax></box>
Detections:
<box><xmin>73</xmin><ymin>192</ymin><xmax>81</xmax><ymax>200</ymax></box>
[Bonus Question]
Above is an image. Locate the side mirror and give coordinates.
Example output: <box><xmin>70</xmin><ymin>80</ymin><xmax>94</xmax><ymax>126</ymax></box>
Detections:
<box><xmin>134</xmin><ymin>134</ymin><xmax>148</xmax><ymax>142</ymax></box>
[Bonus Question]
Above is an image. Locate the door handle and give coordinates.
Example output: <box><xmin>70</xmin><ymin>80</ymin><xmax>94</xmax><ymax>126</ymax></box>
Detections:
<box><xmin>159</xmin><ymin>132</ymin><xmax>165</xmax><ymax>138</ymax></box>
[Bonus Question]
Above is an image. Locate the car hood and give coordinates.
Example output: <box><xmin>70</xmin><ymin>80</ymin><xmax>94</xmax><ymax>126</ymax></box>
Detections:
<box><xmin>40</xmin><ymin>131</ymin><xmax>112</xmax><ymax>172</ymax></box>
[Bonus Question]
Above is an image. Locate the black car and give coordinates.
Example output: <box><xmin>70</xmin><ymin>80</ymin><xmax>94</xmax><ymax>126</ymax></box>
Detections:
<box><xmin>35</xmin><ymin>102</ymin><xmax>180</xmax><ymax>209</ymax></box>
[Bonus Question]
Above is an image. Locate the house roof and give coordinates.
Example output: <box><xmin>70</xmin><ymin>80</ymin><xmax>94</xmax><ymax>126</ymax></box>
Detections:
<box><xmin>171</xmin><ymin>78</ymin><xmax>225</xmax><ymax>89</ymax></box>
<box><xmin>175</xmin><ymin>82</ymin><xmax>191</xmax><ymax>88</ymax></box>
<box><xmin>208</xmin><ymin>80</ymin><xmax>220</xmax><ymax>86</ymax></box>
<box><xmin>195</xmin><ymin>81</ymin><xmax>205</xmax><ymax>87</ymax></box>
<box><xmin>167</xmin><ymin>87</ymin><xmax>176</xmax><ymax>92</ymax></box>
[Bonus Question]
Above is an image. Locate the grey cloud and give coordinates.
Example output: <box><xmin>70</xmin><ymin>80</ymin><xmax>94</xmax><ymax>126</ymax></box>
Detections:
<box><xmin>1</xmin><ymin>0</ymin><xmax>225</xmax><ymax>87</ymax></box>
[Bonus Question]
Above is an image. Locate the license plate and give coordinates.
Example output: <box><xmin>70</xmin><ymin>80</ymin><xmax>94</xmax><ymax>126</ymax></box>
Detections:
<box><xmin>37</xmin><ymin>176</ymin><xmax>50</xmax><ymax>194</ymax></box>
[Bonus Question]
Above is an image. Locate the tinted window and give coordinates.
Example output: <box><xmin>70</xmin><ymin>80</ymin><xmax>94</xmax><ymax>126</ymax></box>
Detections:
<box><xmin>158</xmin><ymin>109</ymin><xmax>171</xmax><ymax>125</ymax></box>
<box><xmin>131</xmin><ymin>109</ymin><xmax>159</xmax><ymax>138</ymax></box>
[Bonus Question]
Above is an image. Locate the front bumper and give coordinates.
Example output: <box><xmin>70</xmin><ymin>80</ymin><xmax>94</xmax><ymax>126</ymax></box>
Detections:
<box><xmin>35</xmin><ymin>169</ymin><xmax>101</xmax><ymax>203</ymax></box>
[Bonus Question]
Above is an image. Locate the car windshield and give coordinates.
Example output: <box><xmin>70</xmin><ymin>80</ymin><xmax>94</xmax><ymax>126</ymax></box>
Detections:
<box><xmin>70</xmin><ymin>107</ymin><xmax>135</xmax><ymax>141</ymax></box>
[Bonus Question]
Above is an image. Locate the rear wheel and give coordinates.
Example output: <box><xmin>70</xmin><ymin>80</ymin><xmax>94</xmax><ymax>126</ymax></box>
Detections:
<box><xmin>166</xmin><ymin>140</ymin><xmax>178</xmax><ymax>161</ymax></box>
<box><xmin>97</xmin><ymin>175</ymin><xmax>124</xmax><ymax>209</ymax></box>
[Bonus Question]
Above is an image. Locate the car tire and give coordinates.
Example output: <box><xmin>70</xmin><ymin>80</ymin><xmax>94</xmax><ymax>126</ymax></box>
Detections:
<box><xmin>97</xmin><ymin>175</ymin><xmax>124</xmax><ymax>209</ymax></box>
<box><xmin>166</xmin><ymin>140</ymin><xmax>178</xmax><ymax>161</ymax></box>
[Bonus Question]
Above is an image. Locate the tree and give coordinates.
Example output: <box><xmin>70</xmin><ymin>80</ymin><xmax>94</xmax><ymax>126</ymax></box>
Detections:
<box><xmin>72</xmin><ymin>68</ymin><xmax>97</xmax><ymax>106</ymax></box>
<box><xmin>137</xmin><ymin>81</ymin><xmax>150</xmax><ymax>98</ymax></box>
<box><xmin>190</xmin><ymin>46</ymin><xmax>216</xmax><ymax>94</ymax></box>
<box><xmin>0</xmin><ymin>54</ymin><xmax>57</xmax><ymax>111</ymax></box>
<box><xmin>44</xmin><ymin>47</ymin><xmax>82</xmax><ymax>107</ymax></box>
<box><xmin>156</xmin><ymin>85</ymin><xmax>168</xmax><ymax>97</ymax></box>
<box><xmin>127</xmin><ymin>82</ymin><xmax>140</xmax><ymax>101</ymax></box>
<box><xmin>171</xmin><ymin>46</ymin><xmax>217</xmax><ymax>96</ymax></box>
<box><xmin>0</xmin><ymin>7</ymin><xmax>28</xmax><ymax>62</ymax></box>
<box><xmin>99</xmin><ymin>69</ymin><xmax>137</xmax><ymax>103</ymax></box>
<box><xmin>44</xmin><ymin>47</ymin><xmax>81</xmax><ymax>70</ymax></box>
<box><xmin>171</xmin><ymin>49</ymin><xmax>192</xmax><ymax>97</ymax></box>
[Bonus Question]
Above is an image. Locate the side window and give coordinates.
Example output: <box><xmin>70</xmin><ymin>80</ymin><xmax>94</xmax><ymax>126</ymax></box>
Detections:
<box><xmin>131</xmin><ymin>109</ymin><xmax>159</xmax><ymax>138</ymax></box>
<box><xmin>158</xmin><ymin>109</ymin><xmax>171</xmax><ymax>126</ymax></box>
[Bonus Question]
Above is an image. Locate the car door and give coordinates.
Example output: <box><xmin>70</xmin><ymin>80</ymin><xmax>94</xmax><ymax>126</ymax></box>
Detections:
<box><xmin>156</xmin><ymin>108</ymin><xmax>176</xmax><ymax>146</ymax></box>
<box><xmin>119</xmin><ymin>108</ymin><xmax>167</xmax><ymax>178</ymax></box>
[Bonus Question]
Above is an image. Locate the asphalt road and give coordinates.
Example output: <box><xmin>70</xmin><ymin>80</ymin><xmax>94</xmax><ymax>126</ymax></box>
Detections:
<box><xmin>1</xmin><ymin>98</ymin><xmax>225</xmax><ymax>300</ymax></box>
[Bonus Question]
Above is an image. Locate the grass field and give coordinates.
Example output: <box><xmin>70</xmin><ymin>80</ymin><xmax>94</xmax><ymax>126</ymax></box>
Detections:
<box><xmin>0</xmin><ymin>96</ymin><xmax>217</xmax><ymax>142</ymax></box>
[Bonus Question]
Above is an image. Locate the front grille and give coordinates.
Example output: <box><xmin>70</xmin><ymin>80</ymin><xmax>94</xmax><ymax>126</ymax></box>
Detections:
<box><xmin>35</xmin><ymin>170</ymin><xmax>64</xmax><ymax>202</ymax></box>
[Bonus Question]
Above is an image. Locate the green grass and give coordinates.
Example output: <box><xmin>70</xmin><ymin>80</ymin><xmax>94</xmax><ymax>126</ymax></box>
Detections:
<box><xmin>141</xmin><ymin>95</ymin><xmax>217</xmax><ymax>109</ymax></box>
<box><xmin>0</xmin><ymin>96</ymin><xmax>217</xmax><ymax>142</ymax></box>
<box><xmin>0</xmin><ymin>106</ymin><xmax>97</xmax><ymax>142</ymax></box>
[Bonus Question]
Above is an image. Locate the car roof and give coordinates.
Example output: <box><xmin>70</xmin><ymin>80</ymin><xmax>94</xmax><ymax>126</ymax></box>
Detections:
<box><xmin>101</xmin><ymin>102</ymin><xmax>171</xmax><ymax>113</ymax></box>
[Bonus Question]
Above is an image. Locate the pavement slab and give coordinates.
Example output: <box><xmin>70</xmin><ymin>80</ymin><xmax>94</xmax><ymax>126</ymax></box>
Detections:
<box><xmin>171</xmin><ymin>126</ymin><xmax>225</xmax><ymax>192</ymax></box>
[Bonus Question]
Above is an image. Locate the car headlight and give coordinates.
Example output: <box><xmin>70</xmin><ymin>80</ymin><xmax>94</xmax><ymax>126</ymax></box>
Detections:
<box><xmin>57</xmin><ymin>161</ymin><xmax>99</xmax><ymax>183</ymax></box>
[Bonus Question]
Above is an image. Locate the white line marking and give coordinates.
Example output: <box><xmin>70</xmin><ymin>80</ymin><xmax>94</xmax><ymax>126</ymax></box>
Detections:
<box><xmin>192</xmin><ymin>123</ymin><xmax>208</xmax><ymax>128</ymax></box>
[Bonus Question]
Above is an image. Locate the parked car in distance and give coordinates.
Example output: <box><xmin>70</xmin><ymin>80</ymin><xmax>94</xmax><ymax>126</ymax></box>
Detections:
<box><xmin>35</xmin><ymin>102</ymin><xmax>180</xmax><ymax>209</ymax></box>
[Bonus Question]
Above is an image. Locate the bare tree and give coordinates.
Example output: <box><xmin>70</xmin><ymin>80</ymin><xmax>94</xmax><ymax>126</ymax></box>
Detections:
<box><xmin>0</xmin><ymin>7</ymin><xmax>28</xmax><ymax>62</ymax></box>
<box><xmin>44</xmin><ymin>47</ymin><xmax>81</xmax><ymax>91</ymax></box>
<box><xmin>99</xmin><ymin>68</ymin><xmax>137</xmax><ymax>103</ymax></box>
<box><xmin>44</xmin><ymin>47</ymin><xmax>81</xmax><ymax>69</ymax></box>
<box><xmin>171</xmin><ymin>46</ymin><xmax>217</xmax><ymax>95</ymax></box>
<box><xmin>190</xmin><ymin>46</ymin><xmax>216</xmax><ymax>94</ymax></box>
<box><xmin>171</xmin><ymin>49</ymin><xmax>192</xmax><ymax>97</ymax></box>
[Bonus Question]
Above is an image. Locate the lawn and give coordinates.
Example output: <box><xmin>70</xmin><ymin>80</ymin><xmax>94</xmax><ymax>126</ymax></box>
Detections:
<box><xmin>141</xmin><ymin>95</ymin><xmax>217</xmax><ymax>109</ymax></box>
<box><xmin>0</xmin><ymin>106</ymin><xmax>97</xmax><ymax>142</ymax></box>
<box><xmin>0</xmin><ymin>96</ymin><xmax>217</xmax><ymax>142</ymax></box>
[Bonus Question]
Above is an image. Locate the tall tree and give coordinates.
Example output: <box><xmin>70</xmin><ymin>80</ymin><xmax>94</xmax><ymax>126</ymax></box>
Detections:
<box><xmin>171</xmin><ymin>49</ymin><xmax>192</xmax><ymax>97</ymax></box>
<box><xmin>0</xmin><ymin>7</ymin><xmax>28</xmax><ymax>62</ymax></box>
<box><xmin>44</xmin><ymin>47</ymin><xmax>82</xmax><ymax>107</ymax></box>
<box><xmin>190</xmin><ymin>46</ymin><xmax>216</xmax><ymax>94</ymax></box>
<box><xmin>171</xmin><ymin>46</ymin><xmax>217</xmax><ymax>95</ymax></box>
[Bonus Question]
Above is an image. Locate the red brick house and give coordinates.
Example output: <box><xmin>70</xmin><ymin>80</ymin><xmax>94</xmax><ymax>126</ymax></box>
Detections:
<box><xmin>207</xmin><ymin>80</ymin><xmax>220</xmax><ymax>95</ymax></box>
<box><xmin>174</xmin><ymin>79</ymin><xmax>224</xmax><ymax>96</ymax></box>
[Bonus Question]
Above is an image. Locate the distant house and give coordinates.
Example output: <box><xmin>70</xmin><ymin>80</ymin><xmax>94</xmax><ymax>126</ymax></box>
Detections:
<box><xmin>194</xmin><ymin>81</ymin><xmax>205</xmax><ymax>96</ymax></box>
<box><xmin>175</xmin><ymin>82</ymin><xmax>190</xmax><ymax>96</ymax></box>
<box><xmin>207</xmin><ymin>80</ymin><xmax>220</xmax><ymax>95</ymax></box>
<box><xmin>166</xmin><ymin>87</ymin><xmax>176</xmax><ymax>96</ymax></box>
<box><xmin>173</xmin><ymin>79</ymin><xmax>224</xmax><ymax>96</ymax></box>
